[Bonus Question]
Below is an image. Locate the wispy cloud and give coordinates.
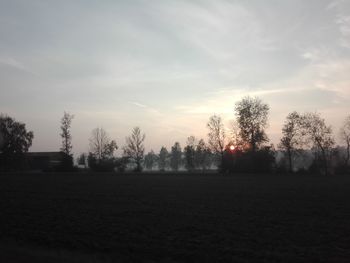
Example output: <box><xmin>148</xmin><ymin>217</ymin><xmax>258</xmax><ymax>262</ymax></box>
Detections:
<box><xmin>131</xmin><ymin>101</ymin><xmax>147</xmax><ymax>108</ymax></box>
<box><xmin>1</xmin><ymin>0</ymin><xmax>350</xmax><ymax>152</ymax></box>
<box><xmin>0</xmin><ymin>57</ymin><xmax>38</xmax><ymax>76</ymax></box>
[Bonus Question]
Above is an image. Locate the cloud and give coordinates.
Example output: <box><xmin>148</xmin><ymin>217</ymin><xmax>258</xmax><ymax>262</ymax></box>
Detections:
<box><xmin>131</xmin><ymin>102</ymin><xmax>147</xmax><ymax>108</ymax></box>
<box><xmin>0</xmin><ymin>57</ymin><xmax>38</xmax><ymax>76</ymax></box>
<box><xmin>1</xmin><ymin>0</ymin><xmax>350</xmax><ymax>152</ymax></box>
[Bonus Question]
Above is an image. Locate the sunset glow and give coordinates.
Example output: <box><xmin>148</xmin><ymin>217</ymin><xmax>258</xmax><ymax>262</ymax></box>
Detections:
<box><xmin>0</xmin><ymin>1</ymin><xmax>349</xmax><ymax>154</ymax></box>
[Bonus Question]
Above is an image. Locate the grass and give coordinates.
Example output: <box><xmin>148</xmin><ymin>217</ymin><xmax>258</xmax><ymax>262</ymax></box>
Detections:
<box><xmin>0</xmin><ymin>172</ymin><xmax>350</xmax><ymax>262</ymax></box>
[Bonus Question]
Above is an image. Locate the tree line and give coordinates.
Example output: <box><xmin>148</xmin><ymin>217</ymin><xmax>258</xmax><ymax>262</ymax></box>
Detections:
<box><xmin>1</xmin><ymin>96</ymin><xmax>349</xmax><ymax>175</ymax></box>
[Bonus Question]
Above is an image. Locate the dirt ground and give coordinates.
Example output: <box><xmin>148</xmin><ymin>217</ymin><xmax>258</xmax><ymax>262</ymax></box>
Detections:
<box><xmin>0</xmin><ymin>173</ymin><xmax>349</xmax><ymax>262</ymax></box>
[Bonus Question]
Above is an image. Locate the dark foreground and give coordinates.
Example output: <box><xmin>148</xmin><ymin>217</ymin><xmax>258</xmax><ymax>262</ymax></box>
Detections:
<box><xmin>0</xmin><ymin>173</ymin><xmax>349</xmax><ymax>262</ymax></box>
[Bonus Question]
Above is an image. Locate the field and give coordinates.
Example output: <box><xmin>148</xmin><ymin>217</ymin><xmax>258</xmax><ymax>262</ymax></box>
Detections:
<box><xmin>0</xmin><ymin>173</ymin><xmax>350</xmax><ymax>262</ymax></box>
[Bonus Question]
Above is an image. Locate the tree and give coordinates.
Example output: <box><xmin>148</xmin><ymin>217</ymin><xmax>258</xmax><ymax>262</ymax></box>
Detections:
<box><xmin>60</xmin><ymin>111</ymin><xmax>74</xmax><ymax>156</ymax></box>
<box><xmin>195</xmin><ymin>138</ymin><xmax>211</xmax><ymax>170</ymax></box>
<box><xmin>229</xmin><ymin>120</ymin><xmax>243</xmax><ymax>149</ymax></box>
<box><xmin>184</xmin><ymin>136</ymin><xmax>196</xmax><ymax>171</ymax></box>
<box><xmin>77</xmin><ymin>153</ymin><xmax>87</xmax><ymax>168</ymax></box>
<box><xmin>144</xmin><ymin>150</ymin><xmax>157</xmax><ymax>170</ymax></box>
<box><xmin>302</xmin><ymin>112</ymin><xmax>335</xmax><ymax>175</ymax></box>
<box><xmin>339</xmin><ymin>115</ymin><xmax>350</xmax><ymax>165</ymax></box>
<box><xmin>0</xmin><ymin>114</ymin><xmax>34</xmax><ymax>170</ymax></box>
<box><xmin>158</xmin><ymin>146</ymin><xmax>169</xmax><ymax>171</ymax></box>
<box><xmin>170</xmin><ymin>142</ymin><xmax>182</xmax><ymax>171</ymax></box>
<box><xmin>89</xmin><ymin>127</ymin><xmax>118</xmax><ymax>161</ymax></box>
<box><xmin>123</xmin><ymin>127</ymin><xmax>145</xmax><ymax>172</ymax></box>
<box><xmin>235</xmin><ymin>96</ymin><xmax>269</xmax><ymax>152</ymax></box>
<box><xmin>207</xmin><ymin>115</ymin><xmax>226</xmax><ymax>169</ymax></box>
<box><xmin>59</xmin><ymin>112</ymin><xmax>74</xmax><ymax>170</ymax></box>
<box><xmin>278</xmin><ymin>111</ymin><xmax>304</xmax><ymax>172</ymax></box>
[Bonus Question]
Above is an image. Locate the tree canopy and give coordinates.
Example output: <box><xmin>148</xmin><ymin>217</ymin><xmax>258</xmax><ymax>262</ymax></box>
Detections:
<box><xmin>0</xmin><ymin>114</ymin><xmax>34</xmax><ymax>169</ymax></box>
<box><xmin>235</xmin><ymin>96</ymin><xmax>269</xmax><ymax>152</ymax></box>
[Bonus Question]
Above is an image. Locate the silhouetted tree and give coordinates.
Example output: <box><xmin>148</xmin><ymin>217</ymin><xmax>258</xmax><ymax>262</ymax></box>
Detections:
<box><xmin>60</xmin><ymin>112</ymin><xmax>74</xmax><ymax>155</ymax></box>
<box><xmin>184</xmin><ymin>136</ymin><xmax>196</xmax><ymax>171</ymax></box>
<box><xmin>339</xmin><ymin>115</ymin><xmax>350</xmax><ymax>166</ymax></box>
<box><xmin>89</xmin><ymin>127</ymin><xmax>117</xmax><ymax>162</ymax></box>
<box><xmin>229</xmin><ymin>120</ymin><xmax>243</xmax><ymax>149</ymax></box>
<box><xmin>59</xmin><ymin>111</ymin><xmax>74</xmax><ymax>170</ymax></box>
<box><xmin>170</xmin><ymin>142</ymin><xmax>182</xmax><ymax>171</ymax></box>
<box><xmin>235</xmin><ymin>96</ymin><xmax>269</xmax><ymax>152</ymax></box>
<box><xmin>115</xmin><ymin>156</ymin><xmax>129</xmax><ymax>173</ymax></box>
<box><xmin>195</xmin><ymin>138</ymin><xmax>211</xmax><ymax>170</ymax></box>
<box><xmin>123</xmin><ymin>127</ymin><xmax>145</xmax><ymax>172</ymax></box>
<box><xmin>77</xmin><ymin>153</ymin><xmax>87</xmax><ymax>168</ymax></box>
<box><xmin>302</xmin><ymin>112</ymin><xmax>334</xmax><ymax>175</ymax></box>
<box><xmin>0</xmin><ymin>114</ymin><xmax>33</xmax><ymax>170</ymax></box>
<box><xmin>278</xmin><ymin>112</ymin><xmax>304</xmax><ymax>172</ymax></box>
<box><xmin>207</xmin><ymin>115</ymin><xmax>226</xmax><ymax>170</ymax></box>
<box><xmin>158</xmin><ymin>146</ymin><xmax>169</xmax><ymax>171</ymax></box>
<box><xmin>0</xmin><ymin>129</ymin><xmax>3</xmax><ymax>150</ymax></box>
<box><xmin>144</xmin><ymin>150</ymin><xmax>157</xmax><ymax>170</ymax></box>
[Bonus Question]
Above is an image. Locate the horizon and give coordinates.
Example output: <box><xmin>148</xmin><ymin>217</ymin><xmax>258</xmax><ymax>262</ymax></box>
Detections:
<box><xmin>1</xmin><ymin>0</ymin><xmax>350</xmax><ymax>155</ymax></box>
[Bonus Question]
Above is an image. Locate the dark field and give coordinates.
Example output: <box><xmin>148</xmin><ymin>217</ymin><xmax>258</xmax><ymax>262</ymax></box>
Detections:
<box><xmin>0</xmin><ymin>173</ymin><xmax>350</xmax><ymax>262</ymax></box>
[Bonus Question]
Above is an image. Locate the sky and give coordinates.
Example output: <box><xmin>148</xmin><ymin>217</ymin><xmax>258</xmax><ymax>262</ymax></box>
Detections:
<box><xmin>1</xmin><ymin>0</ymin><xmax>350</xmax><ymax>155</ymax></box>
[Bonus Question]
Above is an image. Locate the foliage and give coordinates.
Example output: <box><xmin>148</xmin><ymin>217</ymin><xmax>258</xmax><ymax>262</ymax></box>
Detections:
<box><xmin>184</xmin><ymin>136</ymin><xmax>196</xmax><ymax>171</ymax></box>
<box><xmin>278</xmin><ymin>111</ymin><xmax>304</xmax><ymax>172</ymax></box>
<box><xmin>144</xmin><ymin>150</ymin><xmax>157</xmax><ymax>170</ymax></box>
<box><xmin>235</xmin><ymin>96</ymin><xmax>269</xmax><ymax>152</ymax></box>
<box><xmin>339</xmin><ymin>115</ymin><xmax>350</xmax><ymax>166</ymax></box>
<box><xmin>115</xmin><ymin>156</ymin><xmax>130</xmax><ymax>173</ymax></box>
<box><xmin>0</xmin><ymin>114</ymin><xmax>34</xmax><ymax>170</ymax></box>
<box><xmin>170</xmin><ymin>142</ymin><xmax>182</xmax><ymax>171</ymax></box>
<box><xmin>88</xmin><ymin>153</ymin><xmax>115</xmax><ymax>172</ymax></box>
<box><xmin>59</xmin><ymin>112</ymin><xmax>74</xmax><ymax>171</ymax></box>
<box><xmin>60</xmin><ymin>111</ymin><xmax>74</xmax><ymax>156</ymax></box>
<box><xmin>158</xmin><ymin>146</ymin><xmax>169</xmax><ymax>171</ymax></box>
<box><xmin>77</xmin><ymin>153</ymin><xmax>87</xmax><ymax>168</ymax></box>
<box><xmin>222</xmin><ymin>145</ymin><xmax>275</xmax><ymax>173</ymax></box>
<box><xmin>194</xmin><ymin>139</ymin><xmax>211</xmax><ymax>170</ymax></box>
<box><xmin>123</xmin><ymin>127</ymin><xmax>145</xmax><ymax>172</ymax></box>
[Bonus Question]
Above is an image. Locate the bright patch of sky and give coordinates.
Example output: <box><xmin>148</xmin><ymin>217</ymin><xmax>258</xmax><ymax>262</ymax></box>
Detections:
<box><xmin>1</xmin><ymin>0</ymin><xmax>350</xmax><ymax>154</ymax></box>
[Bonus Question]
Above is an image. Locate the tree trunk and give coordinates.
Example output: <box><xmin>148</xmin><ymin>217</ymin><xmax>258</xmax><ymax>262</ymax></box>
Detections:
<box><xmin>321</xmin><ymin>149</ymin><xmax>328</xmax><ymax>176</ymax></box>
<box><xmin>346</xmin><ymin>141</ymin><xmax>350</xmax><ymax>166</ymax></box>
<box><xmin>287</xmin><ymin>148</ymin><xmax>292</xmax><ymax>173</ymax></box>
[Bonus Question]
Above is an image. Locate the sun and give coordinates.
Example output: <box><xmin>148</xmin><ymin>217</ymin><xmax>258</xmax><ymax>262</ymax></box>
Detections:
<box><xmin>229</xmin><ymin>145</ymin><xmax>235</xmax><ymax>151</ymax></box>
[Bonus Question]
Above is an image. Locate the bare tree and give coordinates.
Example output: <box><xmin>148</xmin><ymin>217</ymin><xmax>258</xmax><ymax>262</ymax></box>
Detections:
<box><xmin>235</xmin><ymin>96</ymin><xmax>269</xmax><ymax>152</ymax></box>
<box><xmin>60</xmin><ymin>111</ymin><xmax>74</xmax><ymax>156</ymax></box>
<box><xmin>278</xmin><ymin>111</ymin><xmax>304</xmax><ymax>172</ymax></box>
<box><xmin>302</xmin><ymin>112</ymin><xmax>335</xmax><ymax>175</ymax></box>
<box><xmin>229</xmin><ymin>120</ymin><xmax>242</xmax><ymax>149</ymax></box>
<box><xmin>207</xmin><ymin>115</ymin><xmax>226</xmax><ymax>168</ymax></box>
<box><xmin>89</xmin><ymin>127</ymin><xmax>118</xmax><ymax>161</ymax></box>
<box><xmin>123</xmin><ymin>127</ymin><xmax>145</xmax><ymax>172</ymax></box>
<box><xmin>339</xmin><ymin>115</ymin><xmax>350</xmax><ymax>165</ymax></box>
